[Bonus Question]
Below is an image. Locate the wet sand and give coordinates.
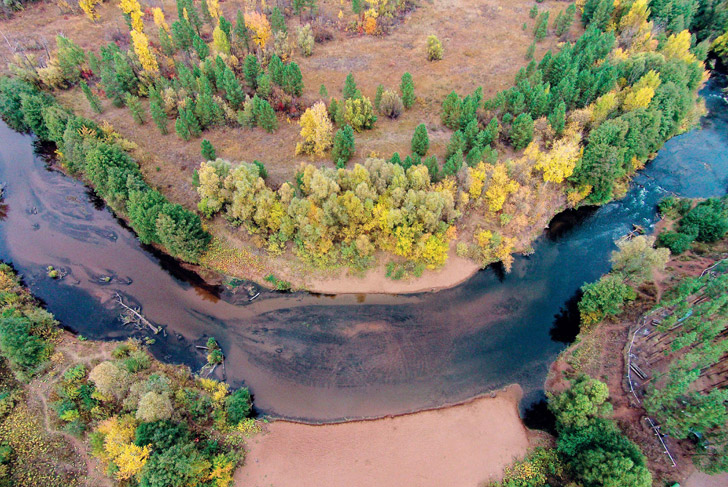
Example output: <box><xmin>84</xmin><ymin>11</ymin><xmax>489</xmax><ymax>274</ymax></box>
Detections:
<box><xmin>236</xmin><ymin>385</ymin><xmax>531</xmax><ymax>487</ymax></box>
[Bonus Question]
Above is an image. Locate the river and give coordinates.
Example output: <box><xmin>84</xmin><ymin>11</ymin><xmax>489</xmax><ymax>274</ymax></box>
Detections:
<box><xmin>0</xmin><ymin>78</ymin><xmax>727</xmax><ymax>423</ymax></box>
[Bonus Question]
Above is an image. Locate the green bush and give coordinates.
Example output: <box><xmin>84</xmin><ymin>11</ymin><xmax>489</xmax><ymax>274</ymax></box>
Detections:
<box><xmin>680</xmin><ymin>198</ymin><xmax>728</xmax><ymax>243</ymax></box>
<box><xmin>225</xmin><ymin>387</ymin><xmax>252</xmax><ymax>425</ymax></box>
<box><xmin>578</xmin><ymin>274</ymin><xmax>636</xmax><ymax>326</ymax></box>
<box><xmin>657</xmin><ymin>231</ymin><xmax>695</xmax><ymax>254</ymax></box>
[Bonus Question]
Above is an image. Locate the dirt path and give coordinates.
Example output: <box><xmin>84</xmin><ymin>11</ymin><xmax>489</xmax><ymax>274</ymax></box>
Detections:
<box><xmin>235</xmin><ymin>385</ymin><xmax>532</xmax><ymax>487</ymax></box>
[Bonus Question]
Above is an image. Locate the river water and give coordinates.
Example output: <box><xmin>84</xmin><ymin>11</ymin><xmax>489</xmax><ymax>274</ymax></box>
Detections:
<box><xmin>1</xmin><ymin>79</ymin><xmax>727</xmax><ymax>422</ymax></box>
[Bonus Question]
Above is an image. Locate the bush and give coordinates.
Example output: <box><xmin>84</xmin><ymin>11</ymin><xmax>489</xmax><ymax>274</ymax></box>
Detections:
<box><xmin>226</xmin><ymin>388</ymin><xmax>252</xmax><ymax>425</ymax></box>
<box><xmin>378</xmin><ymin>90</ymin><xmax>403</xmax><ymax>119</ymax></box>
<box><xmin>297</xmin><ymin>24</ymin><xmax>314</xmax><ymax>57</ymax></box>
<box><xmin>135</xmin><ymin>420</ymin><xmax>189</xmax><ymax>450</ymax></box>
<box><xmin>136</xmin><ymin>391</ymin><xmax>174</xmax><ymax>422</ymax></box>
<box><xmin>426</xmin><ymin>35</ymin><xmax>443</xmax><ymax>61</ymax></box>
<box><xmin>89</xmin><ymin>361</ymin><xmax>131</xmax><ymax>401</ymax></box>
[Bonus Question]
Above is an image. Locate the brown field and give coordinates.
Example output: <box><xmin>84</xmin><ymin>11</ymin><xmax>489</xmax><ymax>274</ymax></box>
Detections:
<box><xmin>235</xmin><ymin>385</ymin><xmax>538</xmax><ymax>487</ymax></box>
<box><xmin>0</xmin><ymin>0</ymin><xmax>581</xmax><ymax>291</ymax></box>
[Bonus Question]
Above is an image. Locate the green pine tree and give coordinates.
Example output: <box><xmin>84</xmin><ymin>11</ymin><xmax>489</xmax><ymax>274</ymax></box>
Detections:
<box><xmin>549</xmin><ymin>100</ymin><xmax>566</xmax><ymax>136</ymax></box>
<box><xmin>441</xmin><ymin>91</ymin><xmax>462</xmax><ymax>129</ymax></box>
<box><xmin>254</xmin><ymin>97</ymin><xmax>278</xmax><ymax>133</ymax></box>
<box><xmin>319</xmin><ymin>84</ymin><xmax>328</xmax><ymax>98</ymax></box>
<box><xmin>243</xmin><ymin>54</ymin><xmax>260</xmax><ymax>89</ymax></box>
<box><xmin>80</xmin><ymin>81</ymin><xmax>103</xmax><ymax>114</ymax></box>
<box><xmin>526</xmin><ymin>42</ymin><xmax>536</xmax><ymax>60</ymax></box>
<box><xmin>257</xmin><ymin>73</ymin><xmax>272</xmax><ymax>99</ymax></box>
<box><xmin>423</xmin><ymin>155</ymin><xmax>439</xmax><ymax>181</ymax></box>
<box><xmin>159</xmin><ymin>27</ymin><xmax>176</xmax><ymax>56</ymax></box>
<box><xmin>268</xmin><ymin>54</ymin><xmax>284</xmax><ymax>86</ymax></box>
<box><xmin>332</xmin><ymin>125</ymin><xmax>355</xmax><ymax>166</ymax></box>
<box><xmin>222</xmin><ymin>66</ymin><xmax>246</xmax><ymax>108</ymax></box>
<box><xmin>400</xmin><ymin>72</ymin><xmax>414</xmax><ymax>109</ymax></box>
<box><xmin>343</xmin><ymin>72</ymin><xmax>360</xmax><ymax>100</ymax></box>
<box><xmin>411</xmin><ymin>123</ymin><xmax>429</xmax><ymax>156</ymax></box>
<box><xmin>183</xmin><ymin>104</ymin><xmax>202</xmax><ymax>138</ymax></box>
<box><xmin>374</xmin><ymin>84</ymin><xmax>384</xmax><ymax>111</ymax></box>
<box><xmin>193</xmin><ymin>34</ymin><xmax>209</xmax><ymax>59</ymax></box>
<box><xmin>150</xmin><ymin>100</ymin><xmax>168</xmax><ymax>135</ymax></box>
<box><xmin>234</xmin><ymin>10</ymin><xmax>250</xmax><ymax>54</ymax></box>
<box><xmin>201</xmin><ymin>139</ymin><xmax>216</xmax><ymax>160</ymax></box>
<box><xmin>124</xmin><ymin>93</ymin><xmax>146</xmax><ymax>125</ymax></box>
<box><xmin>175</xmin><ymin>115</ymin><xmax>191</xmax><ymax>140</ymax></box>
<box><xmin>270</xmin><ymin>7</ymin><xmax>287</xmax><ymax>33</ymax></box>
<box><xmin>510</xmin><ymin>113</ymin><xmax>534</xmax><ymax>150</ymax></box>
<box><xmin>283</xmin><ymin>62</ymin><xmax>303</xmax><ymax>96</ymax></box>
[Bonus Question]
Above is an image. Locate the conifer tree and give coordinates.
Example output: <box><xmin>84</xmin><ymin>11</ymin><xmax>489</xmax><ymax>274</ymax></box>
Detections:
<box><xmin>400</xmin><ymin>72</ymin><xmax>414</xmax><ymax>109</ymax></box>
<box><xmin>175</xmin><ymin>115</ymin><xmax>191</xmax><ymax>140</ymax></box>
<box><xmin>352</xmin><ymin>0</ymin><xmax>362</xmax><ymax>15</ymax></box>
<box><xmin>150</xmin><ymin>99</ymin><xmax>168</xmax><ymax>134</ymax></box>
<box><xmin>257</xmin><ymin>73</ymin><xmax>272</xmax><ymax>98</ymax></box>
<box><xmin>201</xmin><ymin>139</ymin><xmax>216</xmax><ymax>160</ymax></box>
<box><xmin>270</xmin><ymin>7</ymin><xmax>287</xmax><ymax>33</ymax></box>
<box><xmin>243</xmin><ymin>54</ymin><xmax>260</xmax><ymax>89</ymax></box>
<box><xmin>526</xmin><ymin>42</ymin><xmax>536</xmax><ymax>60</ymax></box>
<box><xmin>510</xmin><ymin>113</ymin><xmax>534</xmax><ymax>150</ymax></box>
<box><xmin>343</xmin><ymin>72</ymin><xmax>360</xmax><ymax>100</ymax></box>
<box><xmin>283</xmin><ymin>62</ymin><xmax>303</xmax><ymax>96</ymax></box>
<box><xmin>171</xmin><ymin>19</ymin><xmax>194</xmax><ymax>52</ymax></box>
<box><xmin>534</xmin><ymin>12</ymin><xmax>550</xmax><ymax>41</ymax></box>
<box><xmin>195</xmin><ymin>78</ymin><xmax>222</xmax><ymax>129</ymax></box>
<box><xmin>268</xmin><ymin>54</ymin><xmax>284</xmax><ymax>86</ymax></box>
<box><xmin>423</xmin><ymin>155</ymin><xmax>439</xmax><ymax>181</ymax></box>
<box><xmin>182</xmin><ymin>103</ymin><xmax>202</xmax><ymax>138</ymax></box>
<box><xmin>411</xmin><ymin>123</ymin><xmax>429</xmax><ymax>156</ymax></box>
<box><xmin>529</xmin><ymin>5</ymin><xmax>538</xmax><ymax>18</ymax></box>
<box><xmin>222</xmin><ymin>66</ymin><xmax>246</xmax><ymax>108</ymax></box>
<box><xmin>200</xmin><ymin>0</ymin><xmax>213</xmax><ymax>26</ymax></box>
<box><xmin>124</xmin><ymin>93</ymin><xmax>146</xmax><ymax>125</ymax></box>
<box><xmin>234</xmin><ymin>10</ymin><xmax>250</xmax><ymax>53</ymax></box>
<box><xmin>193</xmin><ymin>34</ymin><xmax>209</xmax><ymax>59</ymax></box>
<box><xmin>254</xmin><ymin>97</ymin><xmax>277</xmax><ymax>133</ymax></box>
<box><xmin>80</xmin><ymin>81</ymin><xmax>103</xmax><ymax>113</ymax></box>
<box><xmin>319</xmin><ymin>84</ymin><xmax>328</xmax><ymax>98</ymax></box>
<box><xmin>374</xmin><ymin>84</ymin><xmax>384</xmax><ymax>111</ymax></box>
<box><xmin>549</xmin><ymin>100</ymin><xmax>566</xmax><ymax>136</ymax></box>
<box><xmin>441</xmin><ymin>91</ymin><xmax>462</xmax><ymax>129</ymax></box>
<box><xmin>219</xmin><ymin>16</ymin><xmax>232</xmax><ymax>40</ymax></box>
<box><xmin>332</xmin><ymin>124</ymin><xmax>355</xmax><ymax>166</ymax></box>
<box><xmin>159</xmin><ymin>27</ymin><xmax>176</xmax><ymax>56</ymax></box>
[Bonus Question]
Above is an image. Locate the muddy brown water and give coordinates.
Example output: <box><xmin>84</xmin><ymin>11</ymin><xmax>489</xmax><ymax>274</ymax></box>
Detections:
<box><xmin>1</xmin><ymin>79</ymin><xmax>727</xmax><ymax>422</ymax></box>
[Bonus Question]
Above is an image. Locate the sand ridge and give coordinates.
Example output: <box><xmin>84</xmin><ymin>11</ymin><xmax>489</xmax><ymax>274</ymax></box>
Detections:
<box><xmin>235</xmin><ymin>385</ymin><xmax>531</xmax><ymax>487</ymax></box>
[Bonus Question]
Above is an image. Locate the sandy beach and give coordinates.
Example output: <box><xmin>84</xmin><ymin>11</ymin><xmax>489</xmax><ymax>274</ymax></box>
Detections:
<box><xmin>235</xmin><ymin>385</ymin><xmax>531</xmax><ymax>487</ymax></box>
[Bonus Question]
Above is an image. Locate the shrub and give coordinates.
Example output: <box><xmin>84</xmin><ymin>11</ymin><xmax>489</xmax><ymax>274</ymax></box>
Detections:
<box><xmin>426</xmin><ymin>35</ymin><xmax>443</xmax><ymax>61</ymax></box>
<box><xmin>379</xmin><ymin>90</ymin><xmax>403</xmax><ymax>119</ymax></box>
<box><xmin>226</xmin><ymin>388</ymin><xmax>252</xmax><ymax>425</ymax></box>
<box><xmin>657</xmin><ymin>231</ymin><xmax>695</xmax><ymax>254</ymax></box>
<box><xmin>549</xmin><ymin>375</ymin><xmax>611</xmax><ymax>429</ymax></box>
<box><xmin>89</xmin><ymin>361</ymin><xmax>131</xmax><ymax>401</ymax></box>
<box><xmin>344</xmin><ymin>96</ymin><xmax>377</xmax><ymax>131</ymax></box>
<box><xmin>135</xmin><ymin>420</ymin><xmax>189</xmax><ymax>450</ymax></box>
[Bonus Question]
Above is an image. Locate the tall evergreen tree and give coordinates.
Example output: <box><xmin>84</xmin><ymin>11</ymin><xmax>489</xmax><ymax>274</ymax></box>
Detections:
<box><xmin>283</xmin><ymin>62</ymin><xmax>303</xmax><ymax>96</ymax></box>
<box><xmin>222</xmin><ymin>66</ymin><xmax>246</xmax><ymax>108</ymax></box>
<box><xmin>400</xmin><ymin>72</ymin><xmax>415</xmax><ymax>109</ymax></box>
<box><xmin>234</xmin><ymin>10</ymin><xmax>250</xmax><ymax>54</ymax></box>
<box><xmin>243</xmin><ymin>54</ymin><xmax>260</xmax><ymax>89</ymax></box>
<box><xmin>510</xmin><ymin>113</ymin><xmax>534</xmax><ymax>150</ymax></box>
<box><xmin>124</xmin><ymin>93</ymin><xmax>146</xmax><ymax>125</ymax></box>
<box><xmin>201</xmin><ymin>139</ymin><xmax>216</xmax><ymax>160</ymax></box>
<box><xmin>150</xmin><ymin>100</ymin><xmax>168</xmax><ymax>135</ymax></box>
<box><xmin>343</xmin><ymin>72</ymin><xmax>360</xmax><ymax>100</ymax></box>
<box><xmin>374</xmin><ymin>84</ymin><xmax>384</xmax><ymax>111</ymax></box>
<box><xmin>80</xmin><ymin>81</ymin><xmax>103</xmax><ymax>113</ymax></box>
<box><xmin>332</xmin><ymin>125</ymin><xmax>355</xmax><ymax>166</ymax></box>
<box><xmin>268</xmin><ymin>54</ymin><xmax>284</xmax><ymax>86</ymax></box>
<box><xmin>441</xmin><ymin>91</ymin><xmax>462</xmax><ymax>129</ymax></box>
<box><xmin>411</xmin><ymin>123</ymin><xmax>429</xmax><ymax>156</ymax></box>
<box><xmin>549</xmin><ymin>100</ymin><xmax>566</xmax><ymax>136</ymax></box>
<box><xmin>270</xmin><ymin>7</ymin><xmax>287</xmax><ymax>33</ymax></box>
<box><xmin>255</xmin><ymin>97</ymin><xmax>278</xmax><ymax>133</ymax></box>
<box><xmin>193</xmin><ymin>34</ymin><xmax>209</xmax><ymax>59</ymax></box>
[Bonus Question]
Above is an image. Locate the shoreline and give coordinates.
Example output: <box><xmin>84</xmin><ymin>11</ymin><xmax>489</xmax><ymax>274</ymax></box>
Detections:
<box><xmin>235</xmin><ymin>384</ymin><xmax>538</xmax><ymax>487</ymax></box>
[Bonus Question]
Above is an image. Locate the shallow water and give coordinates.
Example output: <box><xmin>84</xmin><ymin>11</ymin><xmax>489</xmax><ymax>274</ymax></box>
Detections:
<box><xmin>1</xmin><ymin>79</ymin><xmax>727</xmax><ymax>422</ymax></box>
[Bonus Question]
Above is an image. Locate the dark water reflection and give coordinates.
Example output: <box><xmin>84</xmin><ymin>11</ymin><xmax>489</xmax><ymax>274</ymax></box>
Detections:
<box><xmin>1</xmin><ymin>79</ymin><xmax>727</xmax><ymax>422</ymax></box>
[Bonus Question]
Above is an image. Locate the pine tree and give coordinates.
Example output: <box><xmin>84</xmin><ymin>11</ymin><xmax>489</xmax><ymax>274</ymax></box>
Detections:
<box><xmin>423</xmin><ymin>155</ymin><xmax>439</xmax><ymax>181</ymax></box>
<box><xmin>243</xmin><ymin>54</ymin><xmax>260</xmax><ymax>89</ymax></box>
<box><xmin>343</xmin><ymin>72</ymin><xmax>360</xmax><ymax>100</ymax></box>
<box><xmin>195</xmin><ymin>78</ymin><xmax>221</xmax><ymax>129</ymax></box>
<box><xmin>254</xmin><ymin>97</ymin><xmax>277</xmax><ymax>133</ymax></box>
<box><xmin>352</xmin><ymin>0</ymin><xmax>361</xmax><ymax>15</ymax></box>
<box><xmin>193</xmin><ymin>34</ymin><xmax>209</xmax><ymax>59</ymax></box>
<box><xmin>150</xmin><ymin>100</ymin><xmax>168</xmax><ymax>134</ymax></box>
<box><xmin>125</xmin><ymin>93</ymin><xmax>146</xmax><ymax>125</ymax></box>
<box><xmin>441</xmin><ymin>91</ymin><xmax>462</xmax><ymax>129</ymax></box>
<box><xmin>319</xmin><ymin>84</ymin><xmax>328</xmax><ymax>98</ymax></box>
<box><xmin>374</xmin><ymin>84</ymin><xmax>384</xmax><ymax>111</ymax></box>
<box><xmin>182</xmin><ymin>103</ymin><xmax>202</xmax><ymax>138</ymax></box>
<box><xmin>201</xmin><ymin>139</ymin><xmax>216</xmax><ymax>160</ymax></box>
<box><xmin>270</xmin><ymin>7</ymin><xmax>287</xmax><ymax>33</ymax></box>
<box><xmin>257</xmin><ymin>73</ymin><xmax>272</xmax><ymax>98</ymax></box>
<box><xmin>510</xmin><ymin>113</ymin><xmax>534</xmax><ymax>150</ymax></box>
<box><xmin>171</xmin><ymin>19</ymin><xmax>194</xmax><ymax>52</ymax></box>
<box><xmin>411</xmin><ymin>123</ymin><xmax>429</xmax><ymax>156</ymax></box>
<box><xmin>549</xmin><ymin>101</ymin><xmax>566</xmax><ymax>136</ymax></box>
<box><xmin>159</xmin><ymin>27</ymin><xmax>176</xmax><ymax>56</ymax></box>
<box><xmin>234</xmin><ymin>10</ymin><xmax>250</xmax><ymax>54</ymax></box>
<box><xmin>175</xmin><ymin>115</ymin><xmax>191</xmax><ymax>140</ymax></box>
<box><xmin>332</xmin><ymin>124</ymin><xmax>355</xmax><ymax>166</ymax></box>
<box><xmin>219</xmin><ymin>15</ymin><xmax>232</xmax><ymax>40</ymax></box>
<box><xmin>222</xmin><ymin>66</ymin><xmax>245</xmax><ymax>108</ymax></box>
<box><xmin>526</xmin><ymin>42</ymin><xmax>536</xmax><ymax>60</ymax></box>
<box><xmin>268</xmin><ymin>54</ymin><xmax>284</xmax><ymax>86</ymax></box>
<box><xmin>534</xmin><ymin>12</ymin><xmax>550</xmax><ymax>41</ymax></box>
<box><xmin>529</xmin><ymin>5</ymin><xmax>538</xmax><ymax>18</ymax></box>
<box><xmin>200</xmin><ymin>0</ymin><xmax>213</xmax><ymax>26</ymax></box>
<box><xmin>283</xmin><ymin>62</ymin><xmax>303</xmax><ymax>96</ymax></box>
<box><xmin>80</xmin><ymin>81</ymin><xmax>103</xmax><ymax>113</ymax></box>
<box><xmin>400</xmin><ymin>72</ymin><xmax>414</xmax><ymax>109</ymax></box>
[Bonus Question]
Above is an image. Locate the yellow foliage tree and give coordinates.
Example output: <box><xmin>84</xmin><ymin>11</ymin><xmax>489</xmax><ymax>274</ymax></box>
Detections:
<box><xmin>244</xmin><ymin>11</ymin><xmax>272</xmax><ymax>49</ymax></box>
<box><xmin>96</xmin><ymin>415</ymin><xmax>137</xmax><ymax>461</ymax></box>
<box><xmin>467</xmin><ymin>162</ymin><xmax>487</xmax><ymax>200</ymax></box>
<box><xmin>115</xmin><ymin>443</ymin><xmax>150</xmax><ymax>480</ymax></box>
<box><xmin>207</xmin><ymin>0</ymin><xmax>222</xmax><ymax>19</ymax></box>
<box><xmin>525</xmin><ymin>130</ymin><xmax>582</xmax><ymax>184</ymax></box>
<box><xmin>662</xmin><ymin>30</ymin><xmax>695</xmax><ymax>62</ymax></box>
<box><xmin>213</xmin><ymin>25</ymin><xmax>231</xmax><ymax>54</ymax></box>
<box><xmin>484</xmin><ymin>163</ymin><xmax>519</xmax><ymax>213</ymax></box>
<box><xmin>295</xmin><ymin>102</ymin><xmax>334</xmax><ymax>156</ymax></box>
<box><xmin>79</xmin><ymin>0</ymin><xmax>101</xmax><ymax>21</ymax></box>
<box><xmin>131</xmin><ymin>30</ymin><xmax>160</xmax><ymax>74</ymax></box>
<box><xmin>590</xmin><ymin>92</ymin><xmax>618</xmax><ymax>125</ymax></box>
<box><xmin>120</xmin><ymin>0</ymin><xmax>144</xmax><ymax>32</ymax></box>
<box><xmin>152</xmin><ymin>7</ymin><xmax>170</xmax><ymax>32</ymax></box>
<box><xmin>622</xmin><ymin>69</ymin><xmax>660</xmax><ymax>111</ymax></box>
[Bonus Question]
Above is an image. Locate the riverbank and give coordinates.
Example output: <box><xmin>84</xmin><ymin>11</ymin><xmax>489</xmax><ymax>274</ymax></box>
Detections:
<box><xmin>236</xmin><ymin>385</ymin><xmax>537</xmax><ymax>487</ymax></box>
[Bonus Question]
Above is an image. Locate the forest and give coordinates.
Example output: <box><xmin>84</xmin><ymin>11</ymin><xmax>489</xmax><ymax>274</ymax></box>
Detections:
<box><xmin>0</xmin><ymin>0</ymin><xmax>720</xmax><ymax>283</ymax></box>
